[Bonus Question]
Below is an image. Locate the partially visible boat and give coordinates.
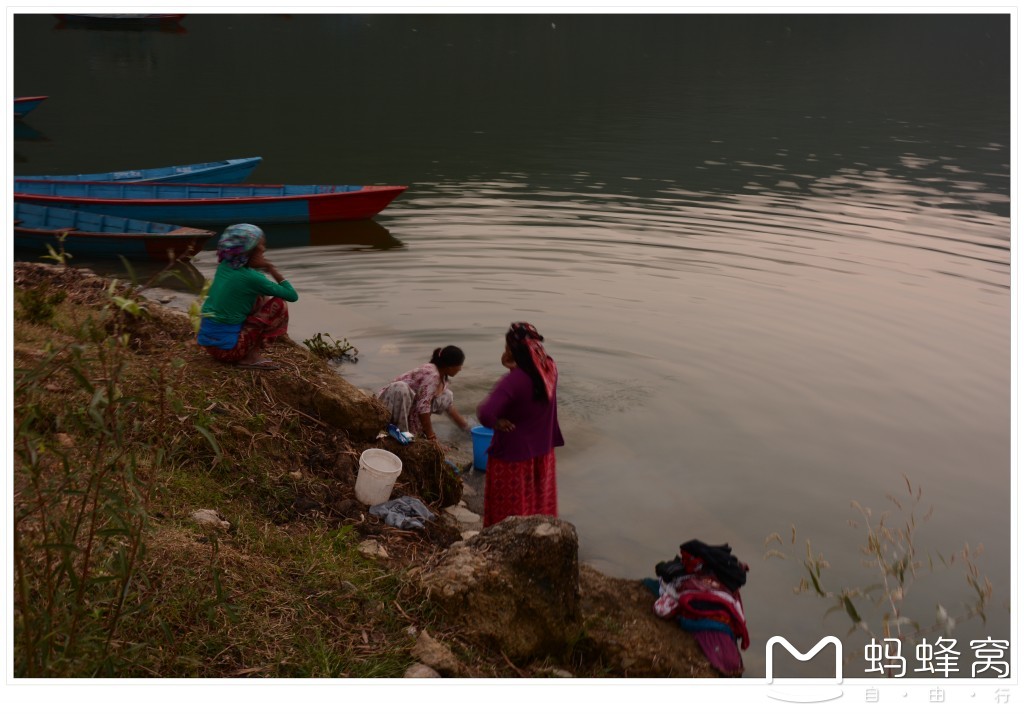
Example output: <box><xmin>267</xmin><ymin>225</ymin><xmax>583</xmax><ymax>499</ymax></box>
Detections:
<box><xmin>14</xmin><ymin>96</ymin><xmax>48</xmax><ymax>118</ymax></box>
<box><xmin>16</xmin><ymin>157</ymin><xmax>264</xmax><ymax>184</ymax></box>
<box><xmin>13</xmin><ymin>202</ymin><xmax>214</xmax><ymax>262</ymax></box>
<box><xmin>54</xmin><ymin>14</ymin><xmax>186</xmax><ymax>26</ymax></box>
<box><xmin>13</xmin><ymin>180</ymin><xmax>409</xmax><ymax>225</ymax></box>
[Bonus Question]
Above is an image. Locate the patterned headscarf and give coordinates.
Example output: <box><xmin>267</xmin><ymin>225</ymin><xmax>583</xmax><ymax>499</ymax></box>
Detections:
<box><xmin>507</xmin><ymin>321</ymin><xmax>557</xmax><ymax>401</ymax></box>
<box><xmin>216</xmin><ymin>223</ymin><xmax>265</xmax><ymax>268</ymax></box>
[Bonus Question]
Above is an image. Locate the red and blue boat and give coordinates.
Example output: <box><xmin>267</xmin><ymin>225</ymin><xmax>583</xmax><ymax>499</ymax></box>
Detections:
<box><xmin>14</xmin><ymin>203</ymin><xmax>215</xmax><ymax>262</ymax></box>
<box><xmin>16</xmin><ymin>157</ymin><xmax>263</xmax><ymax>184</ymax></box>
<box><xmin>14</xmin><ymin>95</ymin><xmax>48</xmax><ymax>118</ymax></box>
<box><xmin>13</xmin><ymin>180</ymin><xmax>408</xmax><ymax>225</ymax></box>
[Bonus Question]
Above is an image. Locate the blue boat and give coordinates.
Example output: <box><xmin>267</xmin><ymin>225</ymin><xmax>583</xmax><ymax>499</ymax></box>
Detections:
<box><xmin>14</xmin><ymin>203</ymin><xmax>215</xmax><ymax>262</ymax></box>
<box><xmin>16</xmin><ymin>157</ymin><xmax>263</xmax><ymax>184</ymax></box>
<box><xmin>13</xmin><ymin>180</ymin><xmax>409</xmax><ymax>225</ymax></box>
<box><xmin>14</xmin><ymin>95</ymin><xmax>48</xmax><ymax>118</ymax></box>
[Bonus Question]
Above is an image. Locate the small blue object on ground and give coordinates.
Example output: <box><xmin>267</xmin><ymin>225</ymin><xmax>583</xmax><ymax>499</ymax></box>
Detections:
<box><xmin>387</xmin><ymin>423</ymin><xmax>412</xmax><ymax>445</ymax></box>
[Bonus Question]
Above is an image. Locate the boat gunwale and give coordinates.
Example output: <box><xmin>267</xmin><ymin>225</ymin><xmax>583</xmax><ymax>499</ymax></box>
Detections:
<box><xmin>13</xmin><ymin>182</ymin><xmax>409</xmax><ymax>206</ymax></box>
<box><xmin>14</xmin><ymin>156</ymin><xmax>264</xmax><ymax>183</ymax></box>
<box><xmin>13</xmin><ymin>226</ymin><xmax>215</xmax><ymax>241</ymax></box>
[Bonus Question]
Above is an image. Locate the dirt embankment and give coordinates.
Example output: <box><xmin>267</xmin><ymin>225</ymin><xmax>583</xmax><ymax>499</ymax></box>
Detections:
<box><xmin>11</xmin><ymin>261</ymin><xmax>717</xmax><ymax>679</ymax></box>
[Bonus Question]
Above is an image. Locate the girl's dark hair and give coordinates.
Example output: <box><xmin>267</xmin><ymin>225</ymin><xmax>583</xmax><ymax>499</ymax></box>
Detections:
<box><xmin>506</xmin><ymin>330</ymin><xmax>548</xmax><ymax>401</ymax></box>
<box><xmin>430</xmin><ymin>345</ymin><xmax>465</xmax><ymax>369</ymax></box>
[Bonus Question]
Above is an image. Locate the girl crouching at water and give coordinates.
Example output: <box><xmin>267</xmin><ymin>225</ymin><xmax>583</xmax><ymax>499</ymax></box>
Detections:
<box><xmin>196</xmin><ymin>224</ymin><xmax>299</xmax><ymax>370</ymax></box>
<box><xmin>377</xmin><ymin>346</ymin><xmax>471</xmax><ymax>443</ymax></box>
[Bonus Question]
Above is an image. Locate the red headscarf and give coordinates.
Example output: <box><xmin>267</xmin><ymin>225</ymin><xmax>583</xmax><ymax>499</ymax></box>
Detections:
<box><xmin>507</xmin><ymin>322</ymin><xmax>557</xmax><ymax>401</ymax></box>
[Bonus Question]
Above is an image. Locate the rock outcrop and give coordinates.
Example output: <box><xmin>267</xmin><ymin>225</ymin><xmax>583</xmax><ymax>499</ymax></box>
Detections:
<box><xmin>418</xmin><ymin>515</ymin><xmax>582</xmax><ymax>662</ymax></box>
<box><xmin>418</xmin><ymin>514</ymin><xmax>721</xmax><ymax>677</ymax></box>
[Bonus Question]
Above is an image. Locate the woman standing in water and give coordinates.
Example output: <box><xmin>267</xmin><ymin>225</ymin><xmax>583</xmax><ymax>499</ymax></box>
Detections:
<box><xmin>477</xmin><ymin>322</ymin><xmax>564</xmax><ymax>527</ymax></box>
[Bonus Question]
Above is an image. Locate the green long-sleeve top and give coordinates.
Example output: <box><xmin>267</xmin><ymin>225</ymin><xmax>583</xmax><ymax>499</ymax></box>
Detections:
<box><xmin>201</xmin><ymin>263</ymin><xmax>299</xmax><ymax>325</ymax></box>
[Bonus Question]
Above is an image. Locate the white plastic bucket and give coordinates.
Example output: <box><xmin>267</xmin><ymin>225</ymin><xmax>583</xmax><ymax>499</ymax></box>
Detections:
<box><xmin>355</xmin><ymin>448</ymin><xmax>403</xmax><ymax>506</ymax></box>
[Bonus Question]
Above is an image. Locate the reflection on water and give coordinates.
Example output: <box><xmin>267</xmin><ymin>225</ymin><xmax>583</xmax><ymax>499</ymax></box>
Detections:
<box><xmin>12</xmin><ymin>13</ymin><xmax>1010</xmax><ymax>678</ymax></box>
<box><xmin>265</xmin><ymin>219</ymin><xmax>402</xmax><ymax>252</ymax></box>
<box><xmin>10</xmin><ymin>219</ymin><xmax>401</xmax><ymax>292</ymax></box>
<box><xmin>14</xmin><ymin>121</ymin><xmax>47</xmax><ymax>142</ymax></box>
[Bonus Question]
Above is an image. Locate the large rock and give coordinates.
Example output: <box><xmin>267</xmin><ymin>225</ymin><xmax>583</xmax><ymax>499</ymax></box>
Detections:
<box><xmin>576</xmin><ymin>565</ymin><xmax>719</xmax><ymax>678</ymax></box>
<box><xmin>418</xmin><ymin>515</ymin><xmax>581</xmax><ymax>662</ymax></box>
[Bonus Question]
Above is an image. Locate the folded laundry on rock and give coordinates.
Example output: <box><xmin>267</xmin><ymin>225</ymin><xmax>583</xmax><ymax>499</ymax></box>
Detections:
<box><xmin>369</xmin><ymin>496</ymin><xmax>436</xmax><ymax>530</ymax></box>
<box><xmin>654</xmin><ymin>573</ymin><xmax>749</xmax><ymax>649</ymax></box>
<box><xmin>648</xmin><ymin>538</ymin><xmax>750</xmax><ymax>676</ymax></box>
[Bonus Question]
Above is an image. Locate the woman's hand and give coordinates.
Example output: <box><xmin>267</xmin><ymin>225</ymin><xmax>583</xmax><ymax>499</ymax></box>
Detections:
<box><xmin>249</xmin><ymin>252</ymin><xmax>285</xmax><ymax>282</ymax></box>
<box><xmin>261</xmin><ymin>263</ymin><xmax>285</xmax><ymax>283</ymax></box>
<box><xmin>495</xmin><ymin>418</ymin><xmax>515</xmax><ymax>432</ymax></box>
<box><xmin>501</xmin><ymin>348</ymin><xmax>517</xmax><ymax>370</ymax></box>
<box><xmin>447</xmin><ymin>407</ymin><xmax>471</xmax><ymax>433</ymax></box>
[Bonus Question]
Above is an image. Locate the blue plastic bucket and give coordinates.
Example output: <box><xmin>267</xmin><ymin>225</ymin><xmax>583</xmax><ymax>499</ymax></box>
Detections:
<box><xmin>471</xmin><ymin>426</ymin><xmax>494</xmax><ymax>471</ymax></box>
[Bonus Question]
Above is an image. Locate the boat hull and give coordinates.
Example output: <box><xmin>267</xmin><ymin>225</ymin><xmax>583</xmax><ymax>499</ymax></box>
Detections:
<box><xmin>14</xmin><ymin>203</ymin><xmax>214</xmax><ymax>262</ymax></box>
<box><xmin>16</xmin><ymin>157</ymin><xmax>263</xmax><ymax>184</ymax></box>
<box><xmin>55</xmin><ymin>14</ymin><xmax>186</xmax><ymax>26</ymax></box>
<box><xmin>14</xmin><ymin>95</ymin><xmax>48</xmax><ymax>118</ymax></box>
<box><xmin>13</xmin><ymin>181</ymin><xmax>408</xmax><ymax>225</ymax></box>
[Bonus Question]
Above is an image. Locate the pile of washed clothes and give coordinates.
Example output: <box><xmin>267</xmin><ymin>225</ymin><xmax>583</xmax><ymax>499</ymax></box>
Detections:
<box><xmin>645</xmin><ymin>539</ymin><xmax>750</xmax><ymax>676</ymax></box>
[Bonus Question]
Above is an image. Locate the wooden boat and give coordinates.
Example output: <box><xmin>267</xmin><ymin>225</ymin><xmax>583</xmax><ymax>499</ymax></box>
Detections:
<box><xmin>16</xmin><ymin>157</ymin><xmax>263</xmax><ymax>184</ymax></box>
<box><xmin>54</xmin><ymin>14</ymin><xmax>186</xmax><ymax>26</ymax></box>
<box><xmin>13</xmin><ymin>180</ymin><xmax>409</xmax><ymax>225</ymax></box>
<box><xmin>14</xmin><ymin>203</ymin><xmax>214</xmax><ymax>262</ymax></box>
<box><xmin>14</xmin><ymin>96</ymin><xmax>48</xmax><ymax>118</ymax></box>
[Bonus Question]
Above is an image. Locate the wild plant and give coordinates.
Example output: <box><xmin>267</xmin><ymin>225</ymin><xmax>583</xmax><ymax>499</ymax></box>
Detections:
<box><xmin>303</xmin><ymin>332</ymin><xmax>359</xmax><ymax>362</ymax></box>
<box><xmin>12</xmin><ymin>273</ymin><xmax>216</xmax><ymax>676</ymax></box>
<box><xmin>764</xmin><ymin>477</ymin><xmax>993</xmax><ymax>654</ymax></box>
<box><xmin>14</xmin><ymin>329</ymin><xmax>154</xmax><ymax>674</ymax></box>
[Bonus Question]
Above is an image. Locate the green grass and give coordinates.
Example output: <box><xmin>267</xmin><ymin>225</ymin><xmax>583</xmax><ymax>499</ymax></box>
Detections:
<box><xmin>12</xmin><ymin>278</ymin><xmax>430</xmax><ymax>678</ymax></box>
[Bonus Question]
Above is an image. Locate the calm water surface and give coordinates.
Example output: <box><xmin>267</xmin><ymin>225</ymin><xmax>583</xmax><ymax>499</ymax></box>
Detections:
<box><xmin>13</xmin><ymin>14</ymin><xmax>1011</xmax><ymax>677</ymax></box>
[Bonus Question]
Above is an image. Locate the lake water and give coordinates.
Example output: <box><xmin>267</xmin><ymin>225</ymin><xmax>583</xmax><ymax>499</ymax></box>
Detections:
<box><xmin>12</xmin><ymin>13</ymin><xmax>1012</xmax><ymax>678</ymax></box>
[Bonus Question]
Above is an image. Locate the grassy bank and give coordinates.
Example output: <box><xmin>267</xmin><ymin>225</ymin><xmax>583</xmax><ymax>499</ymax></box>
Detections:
<box><xmin>12</xmin><ymin>263</ymin><xmax>461</xmax><ymax>678</ymax></box>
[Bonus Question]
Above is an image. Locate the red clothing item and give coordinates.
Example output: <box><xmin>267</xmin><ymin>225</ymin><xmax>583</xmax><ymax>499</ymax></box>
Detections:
<box><xmin>476</xmin><ymin>367</ymin><xmax>564</xmax><ymax>462</ymax></box>
<box><xmin>483</xmin><ymin>450</ymin><xmax>557</xmax><ymax>527</ymax></box>
<box><xmin>203</xmin><ymin>296</ymin><xmax>289</xmax><ymax>363</ymax></box>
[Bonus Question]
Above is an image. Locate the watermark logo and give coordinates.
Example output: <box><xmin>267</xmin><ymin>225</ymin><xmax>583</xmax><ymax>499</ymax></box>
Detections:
<box><xmin>766</xmin><ymin>636</ymin><xmax>844</xmax><ymax>703</ymax></box>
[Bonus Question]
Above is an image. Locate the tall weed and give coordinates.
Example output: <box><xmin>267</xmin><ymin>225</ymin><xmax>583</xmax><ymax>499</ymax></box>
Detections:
<box><xmin>12</xmin><ymin>282</ymin><xmax>200</xmax><ymax>676</ymax></box>
<box><xmin>765</xmin><ymin>477</ymin><xmax>993</xmax><ymax>654</ymax></box>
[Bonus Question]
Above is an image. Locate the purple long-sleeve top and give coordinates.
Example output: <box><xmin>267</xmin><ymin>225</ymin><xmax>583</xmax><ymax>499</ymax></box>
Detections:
<box><xmin>476</xmin><ymin>367</ymin><xmax>564</xmax><ymax>462</ymax></box>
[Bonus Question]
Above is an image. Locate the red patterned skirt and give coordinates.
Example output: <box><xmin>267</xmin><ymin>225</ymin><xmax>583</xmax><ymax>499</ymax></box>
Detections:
<box><xmin>483</xmin><ymin>449</ymin><xmax>557</xmax><ymax>527</ymax></box>
<box><xmin>203</xmin><ymin>296</ymin><xmax>289</xmax><ymax>364</ymax></box>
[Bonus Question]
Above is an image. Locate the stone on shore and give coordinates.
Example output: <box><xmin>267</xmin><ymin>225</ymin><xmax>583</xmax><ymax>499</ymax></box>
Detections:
<box><xmin>411</xmin><ymin>630</ymin><xmax>464</xmax><ymax>677</ymax></box>
<box><xmin>404</xmin><ymin>663</ymin><xmax>441</xmax><ymax>678</ymax></box>
<box><xmin>190</xmin><ymin>509</ymin><xmax>230</xmax><ymax>532</ymax></box>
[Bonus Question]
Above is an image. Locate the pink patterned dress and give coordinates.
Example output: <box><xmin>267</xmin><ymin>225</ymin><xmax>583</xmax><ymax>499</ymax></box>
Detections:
<box><xmin>377</xmin><ymin>363</ymin><xmax>452</xmax><ymax>435</ymax></box>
